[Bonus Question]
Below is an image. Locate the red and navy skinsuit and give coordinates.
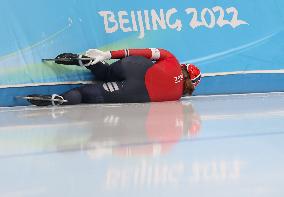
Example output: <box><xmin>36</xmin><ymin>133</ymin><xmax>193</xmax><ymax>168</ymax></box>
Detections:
<box><xmin>62</xmin><ymin>48</ymin><xmax>184</xmax><ymax>104</ymax></box>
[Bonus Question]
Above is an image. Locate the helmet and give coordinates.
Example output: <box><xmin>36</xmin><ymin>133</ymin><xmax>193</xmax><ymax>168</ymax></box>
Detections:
<box><xmin>181</xmin><ymin>64</ymin><xmax>201</xmax><ymax>87</ymax></box>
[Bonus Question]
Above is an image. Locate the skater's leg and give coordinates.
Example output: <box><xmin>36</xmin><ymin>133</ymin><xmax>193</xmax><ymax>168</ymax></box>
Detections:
<box><xmin>87</xmin><ymin>56</ymin><xmax>153</xmax><ymax>82</ymax></box>
<box><xmin>87</xmin><ymin>61</ymin><xmax>126</xmax><ymax>82</ymax></box>
<box><xmin>86</xmin><ymin>61</ymin><xmax>113</xmax><ymax>81</ymax></box>
<box><xmin>61</xmin><ymin>88</ymin><xmax>82</xmax><ymax>105</ymax></box>
<box><xmin>26</xmin><ymin>84</ymin><xmax>106</xmax><ymax>106</ymax></box>
<box><xmin>62</xmin><ymin>84</ymin><xmax>105</xmax><ymax>104</ymax></box>
<box><xmin>79</xmin><ymin>84</ymin><xmax>105</xmax><ymax>103</ymax></box>
<box><xmin>118</xmin><ymin>56</ymin><xmax>154</xmax><ymax>79</ymax></box>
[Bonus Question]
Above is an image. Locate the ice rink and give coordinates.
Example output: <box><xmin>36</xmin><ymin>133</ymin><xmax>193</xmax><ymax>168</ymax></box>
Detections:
<box><xmin>1</xmin><ymin>93</ymin><xmax>284</xmax><ymax>197</ymax></box>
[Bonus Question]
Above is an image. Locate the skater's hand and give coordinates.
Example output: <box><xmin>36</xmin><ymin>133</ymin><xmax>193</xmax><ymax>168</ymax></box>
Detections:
<box><xmin>55</xmin><ymin>53</ymin><xmax>79</xmax><ymax>65</ymax></box>
<box><xmin>85</xmin><ymin>49</ymin><xmax>111</xmax><ymax>64</ymax></box>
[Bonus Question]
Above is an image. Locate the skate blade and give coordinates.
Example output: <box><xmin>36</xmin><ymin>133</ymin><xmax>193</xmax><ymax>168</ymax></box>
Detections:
<box><xmin>42</xmin><ymin>57</ymin><xmax>95</xmax><ymax>62</ymax></box>
<box><xmin>15</xmin><ymin>96</ymin><xmax>68</xmax><ymax>103</ymax></box>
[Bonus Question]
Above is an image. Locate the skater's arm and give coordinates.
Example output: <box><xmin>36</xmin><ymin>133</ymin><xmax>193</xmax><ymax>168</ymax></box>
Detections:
<box><xmin>110</xmin><ymin>48</ymin><xmax>175</xmax><ymax>61</ymax></box>
<box><xmin>85</xmin><ymin>48</ymin><xmax>175</xmax><ymax>65</ymax></box>
<box><xmin>54</xmin><ymin>48</ymin><xmax>175</xmax><ymax>67</ymax></box>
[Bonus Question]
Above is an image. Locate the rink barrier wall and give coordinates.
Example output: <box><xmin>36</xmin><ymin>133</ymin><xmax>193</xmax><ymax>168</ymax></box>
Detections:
<box><xmin>0</xmin><ymin>0</ymin><xmax>284</xmax><ymax>106</ymax></box>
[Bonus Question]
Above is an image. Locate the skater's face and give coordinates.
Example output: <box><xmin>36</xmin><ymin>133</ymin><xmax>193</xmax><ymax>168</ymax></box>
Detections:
<box><xmin>181</xmin><ymin>66</ymin><xmax>194</xmax><ymax>96</ymax></box>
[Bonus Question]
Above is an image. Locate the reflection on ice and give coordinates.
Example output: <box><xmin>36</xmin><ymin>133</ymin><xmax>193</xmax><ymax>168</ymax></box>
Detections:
<box><xmin>0</xmin><ymin>101</ymin><xmax>201</xmax><ymax>158</ymax></box>
<box><xmin>1</xmin><ymin>93</ymin><xmax>284</xmax><ymax>159</ymax></box>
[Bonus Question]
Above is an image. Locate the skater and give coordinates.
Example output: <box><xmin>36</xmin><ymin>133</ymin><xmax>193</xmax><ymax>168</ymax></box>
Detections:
<box><xmin>27</xmin><ymin>48</ymin><xmax>201</xmax><ymax>106</ymax></box>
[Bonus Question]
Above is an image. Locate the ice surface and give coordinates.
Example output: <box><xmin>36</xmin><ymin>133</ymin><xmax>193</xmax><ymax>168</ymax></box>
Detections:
<box><xmin>0</xmin><ymin>93</ymin><xmax>284</xmax><ymax>197</ymax></box>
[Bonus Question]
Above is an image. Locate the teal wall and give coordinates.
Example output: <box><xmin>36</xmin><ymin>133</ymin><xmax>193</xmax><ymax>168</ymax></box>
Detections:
<box><xmin>0</xmin><ymin>0</ymin><xmax>284</xmax><ymax>106</ymax></box>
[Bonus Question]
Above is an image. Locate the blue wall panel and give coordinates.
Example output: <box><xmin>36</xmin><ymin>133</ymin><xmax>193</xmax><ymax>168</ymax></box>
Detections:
<box><xmin>0</xmin><ymin>0</ymin><xmax>284</xmax><ymax>106</ymax></box>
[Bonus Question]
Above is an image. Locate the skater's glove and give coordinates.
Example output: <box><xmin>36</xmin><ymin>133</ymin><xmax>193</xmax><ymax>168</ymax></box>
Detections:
<box><xmin>85</xmin><ymin>49</ymin><xmax>111</xmax><ymax>65</ymax></box>
<box><xmin>55</xmin><ymin>53</ymin><xmax>80</xmax><ymax>65</ymax></box>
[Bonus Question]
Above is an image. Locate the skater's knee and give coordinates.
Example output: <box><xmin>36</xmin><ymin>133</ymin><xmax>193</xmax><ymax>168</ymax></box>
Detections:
<box><xmin>62</xmin><ymin>89</ymin><xmax>82</xmax><ymax>105</ymax></box>
<box><xmin>88</xmin><ymin>61</ymin><xmax>109</xmax><ymax>80</ymax></box>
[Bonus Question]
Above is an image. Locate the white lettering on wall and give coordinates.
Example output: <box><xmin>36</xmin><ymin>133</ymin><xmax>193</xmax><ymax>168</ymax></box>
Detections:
<box><xmin>166</xmin><ymin>8</ymin><xmax>182</xmax><ymax>31</ymax></box>
<box><xmin>151</xmin><ymin>9</ymin><xmax>167</xmax><ymax>30</ymax></box>
<box><xmin>118</xmin><ymin>11</ymin><xmax>132</xmax><ymax>32</ymax></box>
<box><xmin>98</xmin><ymin>7</ymin><xmax>248</xmax><ymax>39</ymax></box>
<box><xmin>186</xmin><ymin>6</ymin><xmax>248</xmax><ymax>29</ymax></box>
<box><xmin>98</xmin><ymin>11</ymin><xmax>119</xmax><ymax>33</ymax></box>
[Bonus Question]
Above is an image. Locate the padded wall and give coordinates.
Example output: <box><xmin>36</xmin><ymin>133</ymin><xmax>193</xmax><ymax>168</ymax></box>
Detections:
<box><xmin>0</xmin><ymin>0</ymin><xmax>284</xmax><ymax>106</ymax></box>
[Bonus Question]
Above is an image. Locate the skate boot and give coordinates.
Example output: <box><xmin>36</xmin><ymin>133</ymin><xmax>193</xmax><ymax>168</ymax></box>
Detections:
<box><xmin>52</xmin><ymin>53</ymin><xmax>93</xmax><ymax>66</ymax></box>
<box><xmin>25</xmin><ymin>94</ymin><xmax>67</xmax><ymax>106</ymax></box>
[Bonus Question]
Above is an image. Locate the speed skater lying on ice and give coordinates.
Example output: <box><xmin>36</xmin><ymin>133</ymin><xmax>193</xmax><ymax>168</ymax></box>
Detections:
<box><xmin>25</xmin><ymin>48</ymin><xmax>201</xmax><ymax>106</ymax></box>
